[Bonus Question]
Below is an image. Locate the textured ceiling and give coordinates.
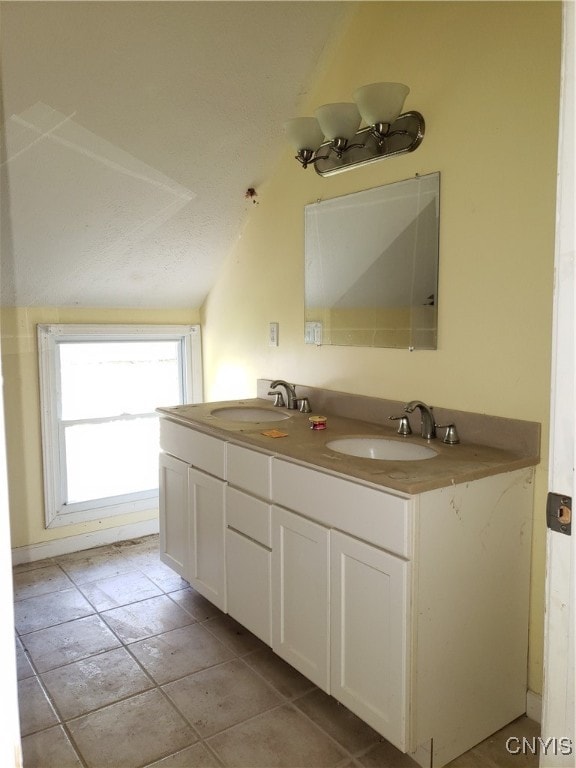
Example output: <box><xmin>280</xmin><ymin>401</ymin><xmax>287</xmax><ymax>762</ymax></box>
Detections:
<box><xmin>0</xmin><ymin>1</ymin><xmax>349</xmax><ymax>308</ymax></box>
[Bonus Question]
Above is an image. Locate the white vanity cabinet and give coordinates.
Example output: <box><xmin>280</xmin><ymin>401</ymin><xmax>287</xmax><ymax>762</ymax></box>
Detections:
<box><xmin>158</xmin><ymin>415</ymin><xmax>535</xmax><ymax>768</ymax></box>
<box><xmin>225</xmin><ymin>444</ymin><xmax>273</xmax><ymax>644</ymax></box>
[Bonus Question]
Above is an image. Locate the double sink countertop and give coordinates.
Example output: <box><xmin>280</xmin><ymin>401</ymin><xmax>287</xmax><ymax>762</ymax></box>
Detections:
<box><xmin>156</xmin><ymin>396</ymin><xmax>540</xmax><ymax>496</ymax></box>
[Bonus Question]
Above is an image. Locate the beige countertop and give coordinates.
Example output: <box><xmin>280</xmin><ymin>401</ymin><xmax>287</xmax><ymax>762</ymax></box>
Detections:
<box><xmin>157</xmin><ymin>398</ymin><xmax>540</xmax><ymax>495</ymax></box>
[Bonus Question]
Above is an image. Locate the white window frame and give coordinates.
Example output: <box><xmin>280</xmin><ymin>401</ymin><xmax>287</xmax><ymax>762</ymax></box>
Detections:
<box><xmin>38</xmin><ymin>323</ymin><xmax>202</xmax><ymax>528</ymax></box>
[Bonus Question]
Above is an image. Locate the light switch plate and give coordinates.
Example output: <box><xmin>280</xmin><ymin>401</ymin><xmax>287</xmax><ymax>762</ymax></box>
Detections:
<box><xmin>269</xmin><ymin>322</ymin><xmax>279</xmax><ymax>347</ymax></box>
<box><xmin>305</xmin><ymin>322</ymin><xmax>323</xmax><ymax>345</ymax></box>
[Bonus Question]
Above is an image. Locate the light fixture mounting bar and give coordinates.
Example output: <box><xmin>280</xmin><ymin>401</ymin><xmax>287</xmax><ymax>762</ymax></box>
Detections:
<box><xmin>313</xmin><ymin>111</ymin><xmax>425</xmax><ymax>177</ymax></box>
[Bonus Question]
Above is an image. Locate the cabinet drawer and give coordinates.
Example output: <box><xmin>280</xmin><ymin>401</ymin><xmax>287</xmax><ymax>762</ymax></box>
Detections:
<box><xmin>226</xmin><ymin>487</ymin><xmax>271</xmax><ymax>547</ymax></box>
<box><xmin>271</xmin><ymin>459</ymin><xmax>412</xmax><ymax>558</ymax></box>
<box><xmin>227</xmin><ymin>443</ymin><xmax>272</xmax><ymax>499</ymax></box>
<box><xmin>160</xmin><ymin>420</ymin><xmax>226</xmax><ymax>478</ymax></box>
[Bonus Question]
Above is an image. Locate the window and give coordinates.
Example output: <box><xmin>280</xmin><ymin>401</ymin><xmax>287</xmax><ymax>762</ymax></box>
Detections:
<box><xmin>38</xmin><ymin>324</ymin><xmax>202</xmax><ymax>528</ymax></box>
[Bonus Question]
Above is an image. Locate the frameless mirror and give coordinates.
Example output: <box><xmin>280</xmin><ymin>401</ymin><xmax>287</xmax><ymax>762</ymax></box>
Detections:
<box><xmin>304</xmin><ymin>172</ymin><xmax>439</xmax><ymax>349</ymax></box>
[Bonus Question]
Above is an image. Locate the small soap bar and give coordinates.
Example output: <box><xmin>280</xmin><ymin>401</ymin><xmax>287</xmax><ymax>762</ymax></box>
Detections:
<box><xmin>261</xmin><ymin>429</ymin><xmax>289</xmax><ymax>438</ymax></box>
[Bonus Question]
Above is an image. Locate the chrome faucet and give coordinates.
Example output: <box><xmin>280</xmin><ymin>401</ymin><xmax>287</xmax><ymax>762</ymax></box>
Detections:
<box><xmin>269</xmin><ymin>380</ymin><xmax>299</xmax><ymax>410</ymax></box>
<box><xmin>404</xmin><ymin>400</ymin><xmax>436</xmax><ymax>439</ymax></box>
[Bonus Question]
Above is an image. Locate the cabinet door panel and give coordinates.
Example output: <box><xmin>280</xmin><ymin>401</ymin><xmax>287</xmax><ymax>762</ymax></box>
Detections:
<box><xmin>158</xmin><ymin>453</ymin><xmax>188</xmax><ymax>577</ymax></box>
<box><xmin>331</xmin><ymin>530</ymin><xmax>409</xmax><ymax>752</ymax></box>
<box><xmin>188</xmin><ymin>468</ymin><xmax>226</xmax><ymax>611</ymax></box>
<box><xmin>271</xmin><ymin>506</ymin><xmax>330</xmax><ymax>692</ymax></box>
<box><xmin>226</xmin><ymin>528</ymin><xmax>271</xmax><ymax>645</ymax></box>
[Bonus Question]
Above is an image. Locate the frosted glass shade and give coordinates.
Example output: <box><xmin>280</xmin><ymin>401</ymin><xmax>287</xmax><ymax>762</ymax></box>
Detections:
<box><xmin>353</xmin><ymin>82</ymin><xmax>410</xmax><ymax>125</ymax></box>
<box><xmin>284</xmin><ymin>117</ymin><xmax>324</xmax><ymax>151</ymax></box>
<box><xmin>315</xmin><ymin>103</ymin><xmax>361</xmax><ymax>141</ymax></box>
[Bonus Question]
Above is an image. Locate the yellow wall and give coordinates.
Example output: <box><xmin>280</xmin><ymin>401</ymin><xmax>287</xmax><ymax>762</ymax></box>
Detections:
<box><xmin>202</xmin><ymin>2</ymin><xmax>561</xmax><ymax>695</ymax></box>
<box><xmin>1</xmin><ymin>306</ymin><xmax>199</xmax><ymax>549</ymax></box>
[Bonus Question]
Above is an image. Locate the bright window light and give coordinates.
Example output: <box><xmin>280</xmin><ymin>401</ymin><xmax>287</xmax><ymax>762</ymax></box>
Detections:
<box><xmin>38</xmin><ymin>325</ymin><xmax>202</xmax><ymax>528</ymax></box>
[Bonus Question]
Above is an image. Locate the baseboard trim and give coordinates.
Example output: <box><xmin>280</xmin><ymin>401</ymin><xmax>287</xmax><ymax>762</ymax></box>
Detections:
<box><xmin>526</xmin><ymin>690</ymin><xmax>542</xmax><ymax>723</ymax></box>
<box><xmin>11</xmin><ymin>518</ymin><xmax>160</xmax><ymax>565</ymax></box>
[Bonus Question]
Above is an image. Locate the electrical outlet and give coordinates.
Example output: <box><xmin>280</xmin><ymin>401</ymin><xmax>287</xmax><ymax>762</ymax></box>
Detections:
<box><xmin>269</xmin><ymin>322</ymin><xmax>279</xmax><ymax>347</ymax></box>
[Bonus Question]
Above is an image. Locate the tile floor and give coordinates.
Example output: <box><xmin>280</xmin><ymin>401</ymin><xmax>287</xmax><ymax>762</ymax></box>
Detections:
<box><xmin>14</xmin><ymin>535</ymin><xmax>539</xmax><ymax>768</ymax></box>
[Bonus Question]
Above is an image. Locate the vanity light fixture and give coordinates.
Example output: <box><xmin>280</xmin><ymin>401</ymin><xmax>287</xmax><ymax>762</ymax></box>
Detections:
<box><xmin>285</xmin><ymin>82</ymin><xmax>425</xmax><ymax>177</ymax></box>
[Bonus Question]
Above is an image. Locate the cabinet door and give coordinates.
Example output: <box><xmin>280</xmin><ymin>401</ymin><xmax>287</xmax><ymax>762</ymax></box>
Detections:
<box><xmin>158</xmin><ymin>452</ymin><xmax>188</xmax><ymax>578</ymax></box>
<box><xmin>188</xmin><ymin>467</ymin><xmax>227</xmax><ymax>611</ymax></box>
<box><xmin>331</xmin><ymin>530</ymin><xmax>409</xmax><ymax>752</ymax></box>
<box><xmin>226</xmin><ymin>528</ymin><xmax>271</xmax><ymax>645</ymax></box>
<box><xmin>271</xmin><ymin>506</ymin><xmax>330</xmax><ymax>692</ymax></box>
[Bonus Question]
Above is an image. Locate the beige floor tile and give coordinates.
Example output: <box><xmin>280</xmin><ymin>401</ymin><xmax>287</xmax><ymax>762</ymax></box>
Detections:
<box><xmin>163</xmin><ymin>658</ymin><xmax>283</xmax><ymax>737</ymax></box>
<box><xmin>79</xmin><ymin>569</ymin><xmax>163</xmax><ymax>610</ymax></box>
<box><xmin>207</xmin><ymin>704</ymin><xmax>347</xmax><ymax>767</ymax></box>
<box><xmin>203</xmin><ymin>613</ymin><xmax>267</xmax><ymax>655</ymax></box>
<box><xmin>68</xmin><ymin>688</ymin><xmax>197</xmax><ymax>768</ymax></box>
<box><xmin>21</xmin><ymin>614</ymin><xmax>121</xmax><ymax>672</ymax></box>
<box><xmin>13</xmin><ymin>564</ymin><xmax>73</xmax><ymax>600</ymax></box>
<box><xmin>101</xmin><ymin>593</ymin><xmax>195</xmax><ymax>643</ymax></box>
<box><xmin>18</xmin><ymin>675</ymin><xmax>60</xmax><ymax>736</ymax></box>
<box><xmin>169</xmin><ymin>586</ymin><xmax>225</xmax><ymax>621</ymax></box>
<box><xmin>21</xmin><ymin>725</ymin><xmax>83</xmax><ymax>768</ymax></box>
<box><xmin>14</xmin><ymin>586</ymin><xmax>95</xmax><ymax>634</ymax></box>
<box><xmin>129</xmin><ymin>622</ymin><xmax>235</xmax><ymax>684</ymax></box>
<box><xmin>13</xmin><ymin>558</ymin><xmax>57</xmax><ymax>575</ymax></box>
<box><xmin>57</xmin><ymin>548</ymin><xmax>135</xmax><ymax>585</ymax></box>
<box><xmin>357</xmin><ymin>738</ymin><xmax>419</xmax><ymax>767</ymax></box>
<box><xmin>294</xmin><ymin>689</ymin><xmax>382</xmax><ymax>755</ymax></box>
<box><xmin>41</xmin><ymin>646</ymin><xmax>153</xmax><ymax>718</ymax></box>
<box><xmin>244</xmin><ymin>646</ymin><xmax>317</xmax><ymax>699</ymax></box>
<box><xmin>145</xmin><ymin>742</ymin><xmax>221</xmax><ymax>767</ymax></box>
<box><xmin>142</xmin><ymin>561</ymin><xmax>191</xmax><ymax>592</ymax></box>
<box><xmin>445</xmin><ymin>745</ymin><xmax>498</xmax><ymax>767</ymax></box>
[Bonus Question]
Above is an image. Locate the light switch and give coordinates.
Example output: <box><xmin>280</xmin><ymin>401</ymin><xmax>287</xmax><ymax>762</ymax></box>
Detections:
<box><xmin>269</xmin><ymin>322</ymin><xmax>279</xmax><ymax>347</ymax></box>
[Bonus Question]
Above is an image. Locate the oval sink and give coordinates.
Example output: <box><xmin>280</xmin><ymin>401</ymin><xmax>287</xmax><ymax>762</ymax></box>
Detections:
<box><xmin>210</xmin><ymin>406</ymin><xmax>291</xmax><ymax>422</ymax></box>
<box><xmin>326</xmin><ymin>437</ymin><xmax>437</xmax><ymax>461</ymax></box>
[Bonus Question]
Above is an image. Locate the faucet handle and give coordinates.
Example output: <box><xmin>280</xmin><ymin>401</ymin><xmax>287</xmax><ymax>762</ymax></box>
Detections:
<box><xmin>268</xmin><ymin>390</ymin><xmax>285</xmax><ymax>407</ymax></box>
<box><xmin>389</xmin><ymin>415</ymin><xmax>412</xmax><ymax>436</ymax></box>
<box><xmin>436</xmin><ymin>424</ymin><xmax>460</xmax><ymax>444</ymax></box>
<box><xmin>297</xmin><ymin>397</ymin><xmax>312</xmax><ymax>413</ymax></box>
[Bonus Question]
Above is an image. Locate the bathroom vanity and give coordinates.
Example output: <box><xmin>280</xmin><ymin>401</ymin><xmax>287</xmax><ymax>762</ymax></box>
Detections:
<box><xmin>157</xmin><ymin>383</ymin><xmax>539</xmax><ymax>768</ymax></box>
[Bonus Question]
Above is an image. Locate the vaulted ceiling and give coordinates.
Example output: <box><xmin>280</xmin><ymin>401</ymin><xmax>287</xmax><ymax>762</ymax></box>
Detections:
<box><xmin>0</xmin><ymin>1</ymin><xmax>349</xmax><ymax>308</ymax></box>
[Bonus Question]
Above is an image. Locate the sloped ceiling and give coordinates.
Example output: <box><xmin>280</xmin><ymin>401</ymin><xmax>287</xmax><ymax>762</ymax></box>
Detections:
<box><xmin>0</xmin><ymin>1</ymin><xmax>349</xmax><ymax>308</ymax></box>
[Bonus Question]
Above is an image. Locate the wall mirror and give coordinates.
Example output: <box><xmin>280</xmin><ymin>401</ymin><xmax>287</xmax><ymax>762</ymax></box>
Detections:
<box><xmin>304</xmin><ymin>172</ymin><xmax>439</xmax><ymax>349</ymax></box>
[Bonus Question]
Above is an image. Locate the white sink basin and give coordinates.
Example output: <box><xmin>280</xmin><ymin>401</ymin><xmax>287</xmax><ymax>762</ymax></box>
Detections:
<box><xmin>326</xmin><ymin>437</ymin><xmax>437</xmax><ymax>461</ymax></box>
<box><xmin>210</xmin><ymin>406</ymin><xmax>291</xmax><ymax>422</ymax></box>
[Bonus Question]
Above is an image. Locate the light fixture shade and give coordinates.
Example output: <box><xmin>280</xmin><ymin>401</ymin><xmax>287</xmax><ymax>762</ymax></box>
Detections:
<box><xmin>314</xmin><ymin>103</ymin><xmax>361</xmax><ymax>141</ymax></box>
<box><xmin>352</xmin><ymin>82</ymin><xmax>410</xmax><ymax>125</ymax></box>
<box><xmin>284</xmin><ymin>117</ymin><xmax>324</xmax><ymax>151</ymax></box>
